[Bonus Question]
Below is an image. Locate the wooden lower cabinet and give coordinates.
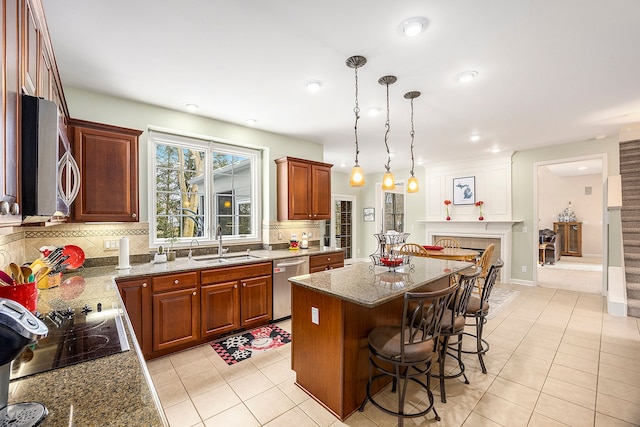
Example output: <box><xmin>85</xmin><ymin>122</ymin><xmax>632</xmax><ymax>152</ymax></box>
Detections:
<box><xmin>151</xmin><ymin>272</ymin><xmax>200</xmax><ymax>353</ymax></box>
<box><xmin>117</xmin><ymin>262</ymin><xmax>274</xmax><ymax>359</ymax></box>
<box><xmin>309</xmin><ymin>252</ymin><xmax>344</xmax><ymax>273</ymax></box>
<box><xmin>116</xmin><ymin>278</ymin><xmax>151</xmax><ymax>355</ymax></box>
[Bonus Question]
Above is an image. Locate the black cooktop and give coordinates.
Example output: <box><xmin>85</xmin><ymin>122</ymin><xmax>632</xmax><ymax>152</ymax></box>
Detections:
<box><xmin>9</xmin><ymin>304</ymin><xmax>130</xmax><ymax>381</ymax></box>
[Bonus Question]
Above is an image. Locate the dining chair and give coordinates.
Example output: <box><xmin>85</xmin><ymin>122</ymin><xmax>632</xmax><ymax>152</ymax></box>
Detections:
<box><xmin>434</xmin><ymin>237</ymin><xmax>460</xmax><ymax>249</ymax></box>
<box><xmin>474</xmin><ymin>244</ymin><xmax>495</xmax><ymax>295</ymax></box>
<box><xmin>359</xmin><ymin>284</ymin><xmax>459</xmax><ymax>425</ymax></box>
<box><xmin>463</xmin><ymin>259</ymin><xmax>504</xmax><ymax>374</ymax></box>
<box><xmin>433</xmin><ymin>266</ymin><xmax>481</xmax><ymax>403</ymax></box>
<box><xmin>396</xmin><ymin>243</ymin><xmax>429</xmax><ymax>257</ymax></box>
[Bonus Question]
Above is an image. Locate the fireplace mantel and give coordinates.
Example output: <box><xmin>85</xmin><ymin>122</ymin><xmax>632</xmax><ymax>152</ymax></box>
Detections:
<box><xmin>418</xmin><ymin>219</ymin><xmax>523</xmax><ymax>283</ymax></box>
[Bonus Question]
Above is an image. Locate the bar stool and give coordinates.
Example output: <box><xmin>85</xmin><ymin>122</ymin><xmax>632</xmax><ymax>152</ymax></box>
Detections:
<box><xmin>463</xmin><ymin>259</ymin><xmax>504</xmax><ymax>374</ymax></box>
<box><xmin>433</xmin><ymin>267</ymin><xmax>481</xmax><ymax>403</ymax></box>
<box><xmin>359</xmin><ymin>285</ymin><xmax>459</xmax><ymax>426</ymax></box>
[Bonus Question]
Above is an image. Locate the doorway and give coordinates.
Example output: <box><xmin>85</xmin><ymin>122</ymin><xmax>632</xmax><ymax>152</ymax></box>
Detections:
<box><xmin>328</xmin><ymin>194</ymin><xmax>356</xmax><ymax>259</ymax></box>
<box><xmin>534</xmin><ymin>155</ymin><xmax>607</xmax><ymax>294</ymax></box>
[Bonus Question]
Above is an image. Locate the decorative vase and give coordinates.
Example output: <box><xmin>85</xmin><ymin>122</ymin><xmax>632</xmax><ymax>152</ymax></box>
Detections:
<box><xmin>446</xmin><ymin>216</ymin><xmax>451</xmax><ymax>221</ymax></box>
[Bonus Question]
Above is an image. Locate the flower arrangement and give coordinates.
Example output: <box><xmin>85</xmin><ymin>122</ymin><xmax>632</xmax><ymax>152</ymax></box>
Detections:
<box><xmin>444</xmin><ymin>199</ymin><xmax>452</xmax><ymax>220</ymax></box>
<box><xmin>475</xmin><ymin>200</ymin><xmax>484</xmax><ymax>220</ymax></box>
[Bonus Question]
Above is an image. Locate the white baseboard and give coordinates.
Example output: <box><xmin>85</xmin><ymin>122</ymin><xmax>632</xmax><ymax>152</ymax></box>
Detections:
<box><xmin>607</xmin><ymin>266</ymin><xmax>626</xmax><ymax>317</ymax></box>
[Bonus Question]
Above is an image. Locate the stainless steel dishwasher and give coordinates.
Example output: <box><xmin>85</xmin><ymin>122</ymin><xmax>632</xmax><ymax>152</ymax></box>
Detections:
<box><xmin>273</xmin><ymin>256</ymin><xmax>309</xmax><ymax>320</ymax></box>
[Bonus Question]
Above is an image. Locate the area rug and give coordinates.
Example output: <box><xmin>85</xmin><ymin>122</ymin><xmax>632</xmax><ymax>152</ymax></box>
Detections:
<box><xmin>211</xmin><ymin>324</ymin><xmax>291</xmax><ymax>365</ymax></box>
<box><xmin>487</xmin><ymin>288</ymin><xmax>520</xmax><ymax>319</ymax></box>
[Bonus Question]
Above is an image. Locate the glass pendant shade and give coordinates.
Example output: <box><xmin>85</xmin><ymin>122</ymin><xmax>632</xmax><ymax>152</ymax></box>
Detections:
<box><xmin>382</xmin><ymin>172</ymin><xmax>395</xmax><ymax>190</ymax></box>
<box><xmin>407</xmin><ymin>175</ymin><xmax>419</xmax><ymax>193</ymax></box>
<box><xmin>350</xmin><ymin>165</ymin><xmax>365</xmax><ymax>186</ymax></box>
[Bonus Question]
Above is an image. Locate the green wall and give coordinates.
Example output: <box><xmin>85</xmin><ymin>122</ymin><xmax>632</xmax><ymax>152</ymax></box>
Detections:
<box><xmin>64</xmin><ymin>87</ymin><xmax>324</xmax><ymax>222</ymax></box>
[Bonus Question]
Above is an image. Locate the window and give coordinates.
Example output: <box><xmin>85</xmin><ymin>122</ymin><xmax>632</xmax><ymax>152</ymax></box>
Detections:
<box><xmin>150</xmin><ymin>131</ymin><xmax>261</xmax><ymax>246</ymax></box>
<box><xmin>380</xmin><ymin>183</ymin><xmax>405</xmax><ymax>233</ymax></box>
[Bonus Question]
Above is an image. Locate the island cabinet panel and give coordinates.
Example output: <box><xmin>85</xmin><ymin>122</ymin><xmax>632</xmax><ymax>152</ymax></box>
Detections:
<box><xmin>291</xmin><ymin>275</ymin><xmax>450</xmax><ymax>420</ymax></box>
<box><xmin>309</xmin><ymin>252</ymin><xmax>344</xmax><ymax>273</ymax></box>
<box><xmin>69</xmin><ymin>119</ymin><xmax>142</xmax><ymax>222</ymax></box>
<box><xmin>275</xmin><ymin>156</ymin><xmax>332</xmax><ymax>221</ymax></box>
<box><xmin>201</xmin><ymin>280</ymin><xmax>240</xmax><ymax>339</ymax></box>
<box><xmin>151</xmin><ymin>272</ymin><xmax>199</xmax><ymax>353</ymax></box>
<box><xmin>117</xmin><ymin>278</ymin><xmax>152</xmax><ymax>356</ymax></box>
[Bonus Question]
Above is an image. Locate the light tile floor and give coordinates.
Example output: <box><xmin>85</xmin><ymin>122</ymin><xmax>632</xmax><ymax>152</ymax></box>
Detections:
<box><xmin>147</xmin><ymin>282</ymin><xmax>640</xmax><ymax>426</ymax></box>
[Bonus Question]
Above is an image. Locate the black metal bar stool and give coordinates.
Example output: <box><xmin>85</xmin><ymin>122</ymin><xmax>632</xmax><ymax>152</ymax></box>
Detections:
<box><xmin>359</xmin><ymin>285</ymin><xmax>459</xmax><ymax>426</ymax></box>
<box><xmin>462</xmin><ymin>259</ymin><xmax>504</xmax><ymax>374</ymax></box>
<box><xmin>432</xmin><ymin>267</ymin><xmax>481</xmax><ymax>403</ymax></box>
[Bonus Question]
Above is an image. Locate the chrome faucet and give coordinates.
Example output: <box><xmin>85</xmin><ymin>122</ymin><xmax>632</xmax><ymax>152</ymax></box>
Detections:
<box><xmin>188</xmin><ymin>239</ymin><xmax>199</xmax><ymax>260</ymax></box>
<box><xmin>215</xmin><ymin>224</ymin><xmax>223</xmax><ymax>256</ymax></box>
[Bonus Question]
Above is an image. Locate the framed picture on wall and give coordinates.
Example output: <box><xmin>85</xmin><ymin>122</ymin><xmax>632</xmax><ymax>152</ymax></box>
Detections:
<box><xmin>363</xmin><ymin>207</ymin><xmax>375</xmax><ymax>222</ymax></box>
<box><xmin>453</xmin><ymin>176</ymin><xmax>475</xmax><ymax>205</ymax></box>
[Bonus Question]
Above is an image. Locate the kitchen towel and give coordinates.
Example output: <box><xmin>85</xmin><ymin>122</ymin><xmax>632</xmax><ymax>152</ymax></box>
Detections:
<box><xmin>116</xmin><ymin>237</ymin><xmax>131</xmax><ymax>270</ymax></box>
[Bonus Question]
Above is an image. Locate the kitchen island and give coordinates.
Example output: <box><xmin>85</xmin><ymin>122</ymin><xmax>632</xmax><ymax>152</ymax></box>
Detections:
<box><xmin>289</xmin><ymin>257</ymin><xmax>473</xmax><ymax>420</ymax></box>
<box><xmin>7</xmin><ymin>246</ymin><xmax>342</xmax><ymax>426</ymax></box>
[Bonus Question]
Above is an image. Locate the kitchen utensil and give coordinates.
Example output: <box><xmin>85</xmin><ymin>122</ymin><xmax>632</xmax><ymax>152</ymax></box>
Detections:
<box><xmin>21</xmin><ymin>266</ymin><xmax>32</xmax><ymax>283</ymax></box>
<box><xmin>9</xmin><ymin>263</ymin><xmax>23</xmax><ymax>284</ymax></box>
<box><xmin>0</xmin><ymin>270</ymin><xmax>15</xmax><ymax>286</ymax></box>
<box><xmin>61</xmin><ymin>245</ymin><xmax>85</xmax><ymax>269</ymax></box>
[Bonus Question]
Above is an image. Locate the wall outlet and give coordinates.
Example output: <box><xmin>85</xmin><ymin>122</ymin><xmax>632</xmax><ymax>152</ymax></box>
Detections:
<box><xmin>522</xmin><ymin>226</ymin><xmax>528</xmax><ymax>233</ymax></box>
<box><xmin>521</xmin><ymin>265</ymin><xmax>527</xmax><ymax>273</ymax></box>
<box><xmin>311</xmin><ymin>307</ymin><xmax>319</xmax><ymax>325</ymax></box>
<box><xmin>103</xmin><ymin>239</ymin><xmax>120</xmax><ymax>250</ymax></box>
<box><xmin>308</xmin><ymin>231</ymin><xmax>313</xmax><ymax>238</ymax></box>
<box><xmin>278</xmin><ymin>231</ymin><xmax>283</xmax><ymax>240</ymax></box>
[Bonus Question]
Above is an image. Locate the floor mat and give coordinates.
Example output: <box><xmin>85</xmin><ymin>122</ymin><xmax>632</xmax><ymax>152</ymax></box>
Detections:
<box><xmin>487</xmin><ymin>288</ymin><xmax>520</xmax><ymax>319</ymax></box>
<box><xmin>211</xmin><ymin>324</ymin><xmax>291</xmax><ymax>365</ymax></box>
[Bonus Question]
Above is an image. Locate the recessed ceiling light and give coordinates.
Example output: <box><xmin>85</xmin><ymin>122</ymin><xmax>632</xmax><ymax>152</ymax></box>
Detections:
<box><xmin>245</xmin><ymin>119</ymin><xmax>257</xmax><ymax>127</ymax></box>
<box><xmin>398</xmin><ymin>17</ymin><xmax>429</xmax><ymax>37</ymax></box>
<box><xmin>457</xmin><ymin>71</ymin><xmax>478</xmax><ymax>83</ymax></box>
<box><xmin>467</xmin><ymin>133</ymin><xmax>484</xmax><ymax>142</ymax></box>
<box><xmin>578</xmin><ymin>166</ymin><xmax>587</xmax><ymax>170</ymax></box>
<box><xmin>595</xmin><ymin>134</ymin><xmax>606</xmax><ymax>140</ymax></box>
<box><xmin>491</xmin><ymin>147</ymin><xmax>501</xmax><ymax>153</ymax></box>
<box><xmin>416</xmin><ymin>159</ymin><xmax>424</xmax><ymax>165</ymax></box>
<box><xmin>368</xmin><ymin>107</ymin><xmax>382</xmax><ymax>117</ymax></box>
<box><xmin>340</xmin><ymin>162</ymin><xmax>347</xmax><ymax>168</ymax></box>
<box><xmin>306</xmin><ymin>80</ymin><xmax>322</xmax><ymax>92</ymax></box>
<box><xmin>185</xmin><ymin>103</ymin><xmax>199</xmax><ymax>112</ymax></box>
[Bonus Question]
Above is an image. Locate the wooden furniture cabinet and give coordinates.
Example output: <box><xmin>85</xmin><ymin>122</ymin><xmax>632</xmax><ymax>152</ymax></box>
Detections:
<box><xmin>1</xmin><ymin>0</ymin><xmax>68</xmax><ymax>226</ymax></box>
<box><xmin>69</xmin><ymin>119</ymin><xmax>142</xmax><ymax>222</ymax></box>
<box><xmin>553</xmin><ymin>221</ymin><xmax>583</xmax><ymax>257</ymax></box>
<box><xmin>151</xmin><ymin>271</ymin><xmax>200</xmax><ymax>353</ymax></box>
<box><xmin>201</xmin><ymin>262</ymin><xmax>272</xmax><ymax>339</ymax></box>
<box><xmin>275</xmin><ymin>157</ymin><xmax>332</xmax><ymax>221</ymax></box>
<box><xmin>309</xmin><ymin>252</ymin><xmax>344</xmax><ymax>273</ymax></box>
<box><xmin>117</xmin><ymin>278</ymin><xmax>151</xmax><ymax>355</ymax></box>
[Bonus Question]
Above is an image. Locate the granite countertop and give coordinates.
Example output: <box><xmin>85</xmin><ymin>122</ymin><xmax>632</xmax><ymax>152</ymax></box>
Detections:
<box><xmin>288</xmin><ymin>257</ymin><xmax>473</xmax><ymax>307</ymax></box>
<box><xmin>7</xmin><ymin>246</ymin><xmax>343</xmax><ymax>426</ymax></box>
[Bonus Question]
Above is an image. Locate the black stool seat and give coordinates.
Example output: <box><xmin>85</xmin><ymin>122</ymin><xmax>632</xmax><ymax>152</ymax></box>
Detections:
<box><xmin>359</xmin><ymin>285</ymin><xmax>460</xmax><ymax>426</ymax></box>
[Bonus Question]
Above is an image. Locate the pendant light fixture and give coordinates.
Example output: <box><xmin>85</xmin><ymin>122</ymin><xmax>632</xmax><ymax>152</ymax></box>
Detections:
<box><xmin>346</xmin><ymin>55</ymin><xmax>367</xmax><ymax>187</ymax></box>
<box><xmin>404</xmin><ymin>91</ymin><xmax>421</xmax><ymax>193</ymax></box>
<box><xmin>379</xmin><ymin>75</ymin><xmax>397</xmax><ymax>190</ymax></box>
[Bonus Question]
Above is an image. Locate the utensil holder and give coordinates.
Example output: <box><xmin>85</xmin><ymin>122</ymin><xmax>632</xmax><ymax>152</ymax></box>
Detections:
<box><xmin>0</xmin><ymin>282</ymin><xmax>38</xmax><ymax>312</ymax></box>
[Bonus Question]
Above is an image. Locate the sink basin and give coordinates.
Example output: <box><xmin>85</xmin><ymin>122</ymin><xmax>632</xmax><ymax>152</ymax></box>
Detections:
<box><xmin>193</xmin><ymin>254</ymin><xmax>261</xmax><ymax>263</ymax></box>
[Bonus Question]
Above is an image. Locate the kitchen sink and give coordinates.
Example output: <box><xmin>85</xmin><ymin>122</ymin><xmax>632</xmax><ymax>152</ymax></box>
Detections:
<box><xmin>193</xmin><ymin>254</ymin><xmax>262</xmax><ymax>263</ymax></box>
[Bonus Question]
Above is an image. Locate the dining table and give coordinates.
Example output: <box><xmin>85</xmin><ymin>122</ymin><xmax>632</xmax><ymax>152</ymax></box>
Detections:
<box><xmin>423</xmin><ymin>247</ymin><xmax>480</xmax><ymax>261</ymax></box>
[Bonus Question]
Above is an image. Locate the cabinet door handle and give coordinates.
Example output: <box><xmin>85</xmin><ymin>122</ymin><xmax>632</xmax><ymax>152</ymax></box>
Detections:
<box><xmin>132</xmin><ymin>213</ymin><xmax>137</xmax><ymax>218</ymax></box>
<box><xmin>142</xmin><ymin>282</ymin><xmax>147</xmax><ymax>288</ymax></box>
<box><xmin>234</xmin><ymin>284</ymin><xmax>238</xmax><ymax>288</ymax></box>
<box><xmin>174</xmin><ymin>280</ymin><xmax>179</xmax><ymax>284</ymax></box>
<box><xmin>192</xmin><ymin>291</ymin><xmax>196</xmax><ymax>296</ymax></box>
<box><xmin>242</xmin><ymin>282</ymin><xmax>246</xmax><ymax>287</ymax></box>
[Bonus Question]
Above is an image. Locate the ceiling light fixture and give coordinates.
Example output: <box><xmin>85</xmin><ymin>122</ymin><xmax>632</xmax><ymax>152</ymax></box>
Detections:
<box><xmin>467</xmin><ymin>133</ymin><xmax>483</xmax><ymax>142</ymax></box>
<box><xmin>457</xmin><ymin>71</ymin><xmax>478</xmax><ymax>83</ymax></box>
<box><xmin>379</xmin><ymin>75</ymin><xmax>397</xmax><ymax>190</ymax></box>
<box><xmin>346</xmin><ymin>55</ymin><xmax>367</xmax><ymax>187</ymax></box>
<box><xmin>245</xmin><ymin>119</ymin><xmax>257</xmax><ymax>127</ymax></box>
<box><xmin>368</xmin><ymin>107</ymin><xmax>382</xmax><ymax>117</ymax></box>
<box><xmin>185</xmin><ymin>103</ymin><xmax>199</xmax><ymax>112</ymax></box>
<box><xmin>306</xmin><ymin>80</ymin><xmax>322</xmax><ymax>92</ymax></box>
<box><xmin>398</xmin><ymin>17</ymin><xmax>429</xmax><ymax>37</ymax></box>
<box><xmin>404</xmin><ymin>91</ymin><xmax>421</xmax><ymax>193</ymax></box>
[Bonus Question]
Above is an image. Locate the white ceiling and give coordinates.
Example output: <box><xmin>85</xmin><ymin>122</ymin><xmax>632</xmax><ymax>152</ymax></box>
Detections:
<box><xmin>41</xmin><ymin>0</ymin><xmax>640</xmax><ymax>174</ymax></box>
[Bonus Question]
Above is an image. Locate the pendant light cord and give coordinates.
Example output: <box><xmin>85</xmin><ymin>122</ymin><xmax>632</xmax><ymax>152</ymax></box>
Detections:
<box><xmin>384</xmin><ymin>82</ymin><xmax>391</xmax><ymax>173</ymax></box>
<box><xmin>353</xmin><ymin>65</ymin><xmax>361</xmax><ymax>166</ymax></box>
<box><xmin>409</xmin><ymin>97</ymin><xmax>415</xmax><ymax>177</ymax></box>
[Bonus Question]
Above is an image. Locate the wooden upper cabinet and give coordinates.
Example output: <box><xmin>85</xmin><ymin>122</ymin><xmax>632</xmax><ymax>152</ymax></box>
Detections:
<box><xmin>275</xmin><ymin>157</ymin><xmax>332</xmax><ymax>221</ymax></box>
<box><xmin>69</xmin><ymin>119</ymin><xmax>142</xmax><ymax>222</ymax></box>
